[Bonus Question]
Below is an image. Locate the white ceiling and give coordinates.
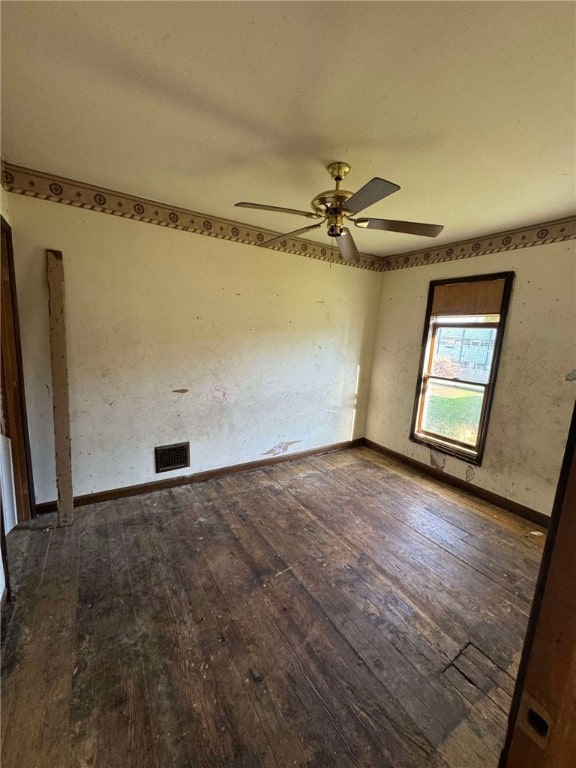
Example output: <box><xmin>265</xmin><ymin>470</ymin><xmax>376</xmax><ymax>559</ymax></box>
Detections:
<box><xmin>1</xmin><ymin>1</ymin><xmax>575</xmax><ymax>257</ymax></box>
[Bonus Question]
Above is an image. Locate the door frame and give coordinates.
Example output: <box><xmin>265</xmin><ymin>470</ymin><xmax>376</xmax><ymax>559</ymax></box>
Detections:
<box><xmin>1</xmin><ymin>216</ymin><xmax>36</xmax><ymax>522</ymax></box>
<box><xmin>499</xmin><ymin>400</ymin><xmax>576</xmax><ymax>765</ymax></box>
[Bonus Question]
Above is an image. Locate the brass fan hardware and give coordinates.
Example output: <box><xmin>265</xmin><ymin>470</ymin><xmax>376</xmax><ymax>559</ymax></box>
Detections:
<box><xmin>235</xmin><ymin>163</ymin><xmax>443</xmax><ymax>262</ymax></box>
<box><xmin>327</xmin><ymin>161</ymin><xmax>351</xmax><ymax>182</ymax></box>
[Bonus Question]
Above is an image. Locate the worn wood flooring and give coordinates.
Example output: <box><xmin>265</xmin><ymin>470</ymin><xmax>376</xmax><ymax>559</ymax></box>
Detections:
<box><xmin>1</xmin><ymin>446</ymin><xmax>546</xmax><ymax>768</ymax></box>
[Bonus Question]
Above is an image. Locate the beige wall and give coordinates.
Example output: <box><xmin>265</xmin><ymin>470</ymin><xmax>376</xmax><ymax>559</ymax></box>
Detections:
<box><xmin>1</xmin><ymin>188</ymin><xmax>11</xmax><ymax>224</ymax></box>
<box><xmin>6</xmin><ymin>191</ymin><xmax>576</xmax><ymax>516</ymax></box>
<box><xmin>9</xmin><ymin>194</ymin><xmax>379</xmax><ymax>503</ymax></box>
<box><xmin>366</xmin><ymin>240</ymin><xmax>576</xmax><ymax>516</ymax></box>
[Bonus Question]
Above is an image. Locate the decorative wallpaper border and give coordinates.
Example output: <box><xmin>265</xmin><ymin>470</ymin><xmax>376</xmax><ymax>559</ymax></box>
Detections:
<box><xmin>378</xmin><ymin>216</ymin><xmax>576</xmax><ymax>272</ymax></box>
<box><xmin>2</xmin><ymin>161</ymin><xmax>575</xmax><ymax>272</ymax></box>
<box><xmin>0</xmin><ymin>162</ymin><xmax>379</xmax><ymax>271</ymax></box>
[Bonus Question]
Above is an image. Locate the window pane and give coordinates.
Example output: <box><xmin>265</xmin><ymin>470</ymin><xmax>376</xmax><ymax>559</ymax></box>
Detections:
<box><xmin>431</xmin><ymin>326</ymin><xmax>497</xmax><ymax>384</ymax></box>
<box><xmin>421</xmin><ymin>379</ymin><xmax>485</xmax><ymax>447</ymax></box>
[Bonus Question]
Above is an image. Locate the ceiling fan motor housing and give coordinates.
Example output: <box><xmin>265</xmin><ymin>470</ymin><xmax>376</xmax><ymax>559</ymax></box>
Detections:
<box><xmin>325</xmin><ymin>203</ymin><xmax>347</xmax><ymax>237</ymax></box>
<box><xmin>310</xmin><ymin>190</ymin><xmax>353</xmax><ymax>216</ymax></box>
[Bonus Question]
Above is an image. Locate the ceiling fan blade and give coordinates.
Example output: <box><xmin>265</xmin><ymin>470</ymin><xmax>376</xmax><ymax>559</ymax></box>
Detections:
<box><xmin>259</xmin><ymin>222</ymin><xmax>323</xmax><ymax>247</ymax></box>
<box><xmin>235</xmin><ymin>202</ymin><xmax>320</xmax><ymax>219</ymax></box>
<box><xmin>337</xmin><ymin>227</ymin><xmax>360</xmax><ymax>261</ymax></box>
<box><xmin>343</xmin><ymin>178</ymin><xmax>400</xmax><ymax>215</ymax></box>
<box><xmin>354</xmin><ymin>218</ymin><xmax>444</xmax><ymax>238</ymax></box>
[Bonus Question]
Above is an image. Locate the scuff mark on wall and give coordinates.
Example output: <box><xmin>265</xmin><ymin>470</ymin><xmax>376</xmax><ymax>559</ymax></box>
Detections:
<box><xmin>210</xmin><ymin>385</ymin><xmax>228</xmax><ymax>403</ymax></box>
<box><xmin>172</xmin><ymin>388</ymin><xmax>189</xmax><ymax>394</ymax></box>
<box><xmin>262</xmin><ymin>440</ymin><xmax>302</xmax><ymax>457</ymax></box>
<box><xmin>466</xmin><ymin>465</ymin><xmax>475</xmax><ymax>482</ymax></box>
<box><xmin>566</xmin><ymin>370</ymin><xmax>576</xmax><ymax>382</ymax></box>
<box><xmin>429</xmin><ymin>450</ymin><xmax>446</xmax><ymax>471</ymax></box>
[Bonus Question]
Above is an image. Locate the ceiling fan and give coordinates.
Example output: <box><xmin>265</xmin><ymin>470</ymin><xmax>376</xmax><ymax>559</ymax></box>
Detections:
<box><xmin>235</xmin><ymin>162</ymin><xmax>444</xmax><ymax>261</ymax></box>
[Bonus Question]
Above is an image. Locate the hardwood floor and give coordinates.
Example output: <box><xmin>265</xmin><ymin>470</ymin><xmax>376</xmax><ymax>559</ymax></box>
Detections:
<box><xmin>1</xmin><ymin>446</ymin><xmax>546</xmax><ymax>768</ymax></box>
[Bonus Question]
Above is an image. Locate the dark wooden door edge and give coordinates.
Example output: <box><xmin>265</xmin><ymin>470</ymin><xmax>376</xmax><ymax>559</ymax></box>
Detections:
<box><xmin>361</xmin><ymin>438</ymin><xmax>550</xmax><ymax>528</ymax></box>
<box><xmin>1</xmin><ymin>216</ymin><xmax>36</xmax><ymax>518</ymax></box>
<box><xmin>498</xmin><ymin>400</ymin><xmax>576</xmax><ymax>766</ymax></box>
<box><xmin>34</xmin><ymin>438</ymin><xmax>364</xmax><ymax>513</ymax></box>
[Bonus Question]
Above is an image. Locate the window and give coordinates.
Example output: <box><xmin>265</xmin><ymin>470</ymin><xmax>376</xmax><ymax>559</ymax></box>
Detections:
<box><xmin>410</xmin><ymin>273</ymin><xmax>514</xmax><ymax>464</ymax></box>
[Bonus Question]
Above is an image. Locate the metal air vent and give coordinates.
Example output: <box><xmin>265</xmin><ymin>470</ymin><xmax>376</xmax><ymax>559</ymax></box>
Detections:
<box><xmin>155</xmin><ymin>442</ymin><xmax>190</xmax><ymax>473</ymax></box>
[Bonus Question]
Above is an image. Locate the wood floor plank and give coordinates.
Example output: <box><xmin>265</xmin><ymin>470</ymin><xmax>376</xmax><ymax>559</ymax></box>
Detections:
<box><xmin>1</xmin><ymin>447</ymin><xmax>545</xmax><ymax>768</ymax></box>
<box><xmin>179</xmin><ymin>482</ymin><xmax>369</xmax><ymax>767</ymax></box>
<box><xmin>288</xmin><ymin>469</ymin><xmax>535</xmax><ymax>602</ymax></box>
<box><xmin>281</xmin><ymin>472</ymin><xmax>535</xmax><ymax>667</ymax></box>
<box><xmin>99</xmin><ymin>511</ymin><xmax>157</xmax><ymax>768</ymax></box>
<box><xmin>353</xmin><ymin>449</ymin><xmax>546</xmax><ymax>544</ymax></box>
<box><xmin>193</xmin><ymin>489</ymin><xmax>445</xmax><ymax>768</ymax></box>
<box><xmin>70</xmin><ymin>515</ymin><xmax>143</xmax><ymax>768</ymax></box>
<box><xmin>183</xmin><ymin>485</ymin><xmax>384</xmax><ymax>767</ymax></box>
<box><xmin>218</xmin><ymin>485</ymin><xmax>494</xmax><ymax>765</ymax></box>
<box><xmin>1</xmin><ymin>523</ymin><xmax>77</xmax><ymax>768</ymax></box>
<box><xmin>261</xmin><ymin>458</ymin><xmax>320</xmax><ymax>486</ymax></box>
<box><xmin>344</xmin><ymin>474</ymin><xmax>537</xmax><ymax>597</ymax></box>
<box><xmin>462</xmin><ymin>643</ymin><xmax>516</xmax><ymax>697</ymax></box>
<box><xmin>273</xmin><ymin>488</ymin><xmax>518</xmax><ymax>673</ymax></box>
<box><xmin>115</xmin><ymin>498</ymin><xmax>195</xmax><ymax>767</ymax></box>
<box><xmin>141</xmin><ymin>490</ymin><xmax>282</xmax><ymax>767</ymax></box>
<box><xmin>0</xmin><ymin>523</ymin><xmax>52</xmax><ymax>685</ymax></box>
<box><xmin>327</xmin><ymin>457</ymin><xmax>543</xmax><ymax>565</ymax></box>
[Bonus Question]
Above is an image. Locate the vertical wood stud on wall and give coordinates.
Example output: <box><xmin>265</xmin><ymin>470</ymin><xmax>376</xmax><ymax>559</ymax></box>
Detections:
<box><xmin>46</xmin><ymin>249</ymin><xmax>73</xmax><ymax>526</ymax></box>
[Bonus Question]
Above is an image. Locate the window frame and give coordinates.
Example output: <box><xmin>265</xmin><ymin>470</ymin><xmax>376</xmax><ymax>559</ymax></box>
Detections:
<box><xmin>410</xmin><ymin>272</ymin><xmax>514</xmax><ymax>465</ymax></box>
